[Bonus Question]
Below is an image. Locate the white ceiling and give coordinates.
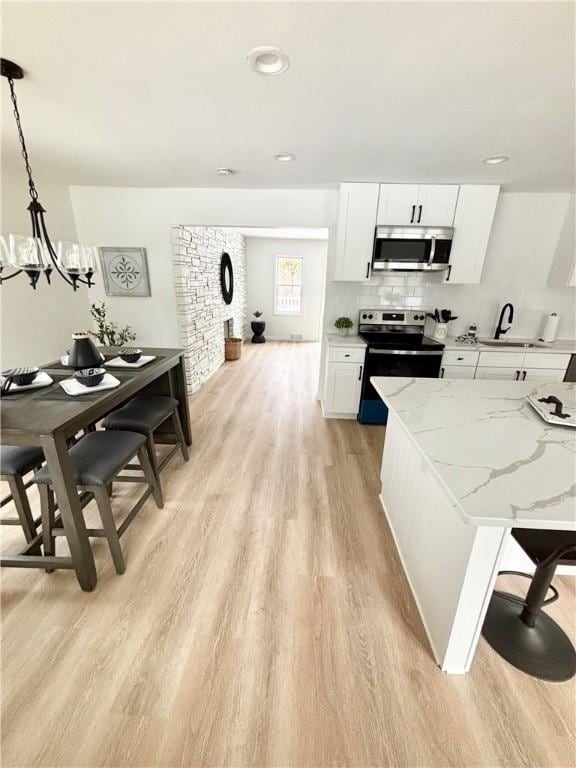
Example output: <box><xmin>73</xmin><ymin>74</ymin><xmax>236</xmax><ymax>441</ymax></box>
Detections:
<box><xmin>236</xmin><ymin>226</ymin><xmax>328</xmax><ymax>239</ymax></box>
<box><xmin>2</xmin><ymin>1</ymin><xmax>574</xmax><ymax>191</ymax></box>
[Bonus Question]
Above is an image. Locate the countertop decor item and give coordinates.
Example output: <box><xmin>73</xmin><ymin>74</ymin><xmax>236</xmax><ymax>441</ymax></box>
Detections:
<box><xmin>334</xmin><ymin>316</ymin><xmax>354</xmax><ymax>337</ymax></box>
<box><xmin>251</xmin><ymin>310</ymin><xmax>266</xmax><ymax>344</ymax></box>
<box><xmin>220</xmin><ymin>251</ymin><xmax>234</xmax><ymax>305</ymax></box>
<box><xmin>119</xmin><ymin>348</ymin><xmax>142</xmax><ymax>363</ymax></box>
<box><xmin>1</xmin><ymin>370</ymin><xmax>53</xmax><ymax>394</ymax></box>
<box><xmin>73</xmin><ymin>368</ymin><xmax>106</xmax><ymax>388</ymax></box>
<box><xmin>0</xmin><ymin>58</ymin><xmax>99</xmax><ymax>291</ymax></box>
<box><xmin>89</xmin><ymin>303</ymin><xmax>136</xmax><ymax>347</ymax></box>
<box><xmin>68</xmin><ymin>333</ymin><xmax>103</xmax><ymax>371</ymax></box>
<box><xmin>427</xmin><ymin>309</ymin><xmax>458</xmax><ymax>340</ymax></box>
<box><xmin>540</xmin><ymin>312</ymin><xmax>560</xmax><ymax>344</ymax></box>
<box><xmin>527</xmin><ymin>394</ymin><xmax>575</xmax><ymax>428</ymax></box>
<box><xmin>9</xmin><ymin>366</ymin><xmax>39</xmax><ymax>386</ymax></box>
<box><xmin>99</xmin><ymin>248</ymin><xmax>151</xmax><ymax>297</ymax></box>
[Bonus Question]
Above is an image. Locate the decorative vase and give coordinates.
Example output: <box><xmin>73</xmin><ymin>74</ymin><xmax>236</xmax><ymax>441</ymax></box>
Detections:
<box><xmin>434</xmin><ymin>322</ymin><xmax>448</xmax><ymax>340</ymax></box>
<box><xmin>251</xmin><ymin>320</ymin><xmax>266</xmax><ymax>344</ymax></box>
<box><xmin>68</xmin><ymin>332</ymin><xmax>103</xmax><ymax>370</ymax></box>
<box><xmin>337</xmin><ymin>327</ymin><xmax>350</xmax><ymax>337</ymax></box>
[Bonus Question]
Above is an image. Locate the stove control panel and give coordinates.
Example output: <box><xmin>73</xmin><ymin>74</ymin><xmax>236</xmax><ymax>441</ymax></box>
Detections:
<box><xmin>359</xmin><ymin>309</ymin><xmax>428</xmax><ymax>326</ymax></box>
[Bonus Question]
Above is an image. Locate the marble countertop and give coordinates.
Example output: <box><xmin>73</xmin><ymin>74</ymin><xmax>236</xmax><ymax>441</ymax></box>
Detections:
<box><xmin>326</xmin><ymin>334</ymin><xmax>367</xmax><ymax>348</ymax></box>
<box><xmin>443</xmin><ymin>336</ymin><xmax>576</xmax><ymax>354</ymax></box>
<box><xmin>371</xmin><ymin>377</ymin><xmax>576</xmax><ymax>530</ymax></box>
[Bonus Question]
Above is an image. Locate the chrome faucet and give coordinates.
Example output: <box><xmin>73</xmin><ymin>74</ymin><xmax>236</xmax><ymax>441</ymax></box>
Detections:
<box><xmin>495</xmin><ymin>303</ymin><xmax>514</xmax><ymax>339</ymax></box>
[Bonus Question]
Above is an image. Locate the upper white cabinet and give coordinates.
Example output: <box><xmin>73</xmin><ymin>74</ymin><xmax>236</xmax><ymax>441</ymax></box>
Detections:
<box><xmin>377</xmin><ymin>184</ymin><xmax>459</xmax><ymax>226</ymax></box>
<box><xmin>446</xmin><ymin>185</ymin><xmax>500</xmax><ymax>284</ymax></box>
<box><xmin>333</xmin><ymin>183</ymin><xmax>380</xmax><ymax>282</ymax></box>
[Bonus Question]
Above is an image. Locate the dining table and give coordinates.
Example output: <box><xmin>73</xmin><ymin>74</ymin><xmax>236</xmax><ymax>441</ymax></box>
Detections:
<box><xmin>0</xmin><ymin>347</ymin><xmax>192</xmax><ymax>591</ymax></box>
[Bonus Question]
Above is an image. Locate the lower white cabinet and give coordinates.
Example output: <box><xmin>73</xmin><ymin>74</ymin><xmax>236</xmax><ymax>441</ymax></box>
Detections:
<box><xmin>323</xmin><ymin>360</ymin><xmax>363</xmax><ymax>417</ymax></box>
<box><xmin>522</xmin><ymin>367</ymin><xmax>566</xmax><ymax>382</ymax></box>
<box><xmin>440</xmin><ymin>365</ymin><xmax>476</xmax><ymax>380</ymax></box>
<box><xmin>475</xmin><ymin>366</ymin><xmax>522</xmax><ymax>381</ymax></box>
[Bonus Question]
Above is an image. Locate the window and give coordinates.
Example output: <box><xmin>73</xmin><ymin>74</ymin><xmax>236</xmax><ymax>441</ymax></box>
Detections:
<box><xmin>274</xmin><ymin>255</ymin><xmax>303</xmax><ymax>315</ymax></box>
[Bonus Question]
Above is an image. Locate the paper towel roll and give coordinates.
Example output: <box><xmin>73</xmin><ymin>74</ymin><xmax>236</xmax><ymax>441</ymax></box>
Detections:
<box><xmin>540</xmin><ymin>312</ymin><xmax>559</xmax><ymax>343</ymax></box>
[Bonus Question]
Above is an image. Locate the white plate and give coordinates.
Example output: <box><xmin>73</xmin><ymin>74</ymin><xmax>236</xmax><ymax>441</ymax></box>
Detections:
<box><xmin>527</xmin><ymin>395</ymin><xmax>576</xmax><ymax>428</ymax></box>
<box><xmin>4</xmin><ymin>371</ymin><xmax>54</xmax><ymax>392</ymax></box>
<box><xmin>105</xmin><ymin>355</ymin><xmax>156</xmax><ymax>368</ymax></box>
<box><xmin>59</xmin><ymin>373</ymin><xmax>121</xmax><ymax>397</ymax></box>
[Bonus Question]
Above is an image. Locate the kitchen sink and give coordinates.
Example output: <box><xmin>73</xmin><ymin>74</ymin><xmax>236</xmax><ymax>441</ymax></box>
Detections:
<box><xmin>478</xmin><ymin>339</ymin><xmax>543</xmax><ymax>348</ymax></box>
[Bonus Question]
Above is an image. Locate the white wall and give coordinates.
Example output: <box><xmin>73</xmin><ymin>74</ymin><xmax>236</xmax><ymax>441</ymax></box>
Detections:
<box><xmin>71</xmin><ymin>187</ymin><xmax>336</xmax><ymax>349</ymax></box>
<box><xmin>324</xmin><ymin>192</ymin><xmax>576</xmax><ymax>340</ymax></box>
<box><xmin>245</xmin><ymin>237</ymin><xmax>327</xmax><ymax>341</ymax></box>
<box><xmin>0</xmin><ymin>167</ymin><xmax>91</xmax><ymax>368</ymax></box>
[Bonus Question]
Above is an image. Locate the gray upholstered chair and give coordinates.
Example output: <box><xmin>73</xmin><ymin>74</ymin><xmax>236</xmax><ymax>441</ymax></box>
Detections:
<box><xmin>102</xmin><ymin>395</ymin><xmax>189</xmax><ymax>494</ymax></box>
<box><xmin>34</xmin><ymin>430</ymin><xmax>161</xmax><ymax>575</ymax></box>
<box><xmin>1</xmin><ymin>445</ymin><xmax>45</xmax><ymax>548</ymax></box>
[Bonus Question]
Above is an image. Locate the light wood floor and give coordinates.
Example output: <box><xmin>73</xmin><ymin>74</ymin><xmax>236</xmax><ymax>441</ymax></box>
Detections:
<box><xmin>1</xmin><ymin>342</ymin><xmax>575</xmax><ymax>768</ymax></box>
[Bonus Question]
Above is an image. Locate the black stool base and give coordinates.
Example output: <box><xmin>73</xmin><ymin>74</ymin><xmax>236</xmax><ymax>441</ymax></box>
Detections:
<box><xmin>482</xmin><ymin>592</ymin><xmax>576</xmax><ymax>682</ymax></box>
<box><xmin>251</xmin><ymin>334</ymin><xmax>266</xmax><ymax>343</ymax></box>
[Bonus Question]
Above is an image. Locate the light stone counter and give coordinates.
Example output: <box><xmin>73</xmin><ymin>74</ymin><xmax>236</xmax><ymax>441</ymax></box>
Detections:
<box><xmin>325</xmin><ymin>333</ymin><xmax>367</xmax><ymax>348</ymax></box>
<box><xmin>442</xmin><ymin>336</ymin><xmax>576</xmax><ymax>354</ymax></box>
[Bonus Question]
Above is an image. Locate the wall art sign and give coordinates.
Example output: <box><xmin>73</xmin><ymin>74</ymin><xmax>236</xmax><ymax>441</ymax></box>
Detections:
<box><xmin>99</xmin><ymin>247</ymin><xmax>151</xmax><ymax>297</ymax></box>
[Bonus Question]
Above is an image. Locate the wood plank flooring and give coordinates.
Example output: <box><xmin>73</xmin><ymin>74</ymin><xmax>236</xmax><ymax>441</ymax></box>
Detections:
<box><xmin>1</xmin><ymin>341</ymin><xmax>574</xmax><ymax>767</ymax></box>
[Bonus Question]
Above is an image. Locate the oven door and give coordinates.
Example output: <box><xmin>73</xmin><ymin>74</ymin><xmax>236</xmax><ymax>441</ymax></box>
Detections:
<box><xmin>373</xmin><ymin>226</ymin><xmax>452</xmax><ymax>271</ymax></box>
<box><xmin>358</xmin><ymin>349</ymin><xmax>443</xmax><ymax>424</ymax></box>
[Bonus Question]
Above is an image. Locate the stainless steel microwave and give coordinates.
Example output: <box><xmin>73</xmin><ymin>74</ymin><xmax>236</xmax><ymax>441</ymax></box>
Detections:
<box><xmin>372</xmin><ymin>225</ymin><xmax>453</xmax><ymax>272</ymax></box>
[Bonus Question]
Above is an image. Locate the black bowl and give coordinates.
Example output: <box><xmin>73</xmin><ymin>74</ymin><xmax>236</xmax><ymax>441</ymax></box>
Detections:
<box><xmin>73</xmin><ymin>367</ymin><xmax>105</xmax><ymax>388</ymax></box>
<box><xmin>119</xmin><ymin>348</ymin><xmax>142</xmax><ymax>364</ymax></box>
<box><xmin>9</xmin><ymin>367</ymin><xmax>39</xmax><ymax>386</ymax></box>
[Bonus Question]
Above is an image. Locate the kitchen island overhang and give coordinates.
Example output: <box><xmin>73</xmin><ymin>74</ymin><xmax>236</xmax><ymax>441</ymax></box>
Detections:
<box><xmin>371</xmin><ymin>377</ymin><xmax>575</xmax><ymax>674</ymax></box>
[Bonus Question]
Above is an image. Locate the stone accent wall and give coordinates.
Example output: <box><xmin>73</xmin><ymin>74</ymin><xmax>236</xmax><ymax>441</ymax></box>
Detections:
<box><xmin>171</xmin><ymin>226</ymin><xmax>247</xmax><ymax>393</ymax></box>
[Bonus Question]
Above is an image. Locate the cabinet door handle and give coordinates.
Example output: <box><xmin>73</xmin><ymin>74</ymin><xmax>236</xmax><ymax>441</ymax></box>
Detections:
<box><xmin>344</xmin><ymin>354</ymin><xmax>350</xmax><ymax>357</ymax></box>
<box><xmin>514</xmin><ymin>370</ymin><xmax>520</xmax><ymax>380</ymax></box>
<box><xmin>417</xmin><ymin>204</ymin><xmax>423</xmax><ymax>223</ymax></box>
<box><xmin>410</xmin><ymin>205</ymin><xmax>416</xmax><ymax>223</ymax></box>
<box><xmin>457</xmin><ymin>357</ymin><xmax>464</xmax><ymax>361</ymax></box>
<box><xmin>358</xmin><ymin>365</ymin><xmax>363</xmax><ymax>380</ymax></box>
<box><xmin>365</xmin><ymin>261</ymin><xmax>371</xmax><ymax>279</ymax></box>
<box><xmin>521</xmin><ymin>370</ymin><xmax>527</xmax><ymax>380</ymax></box>
<box><xmin>445</xmin><ymin>265</ymin><xmax>452</xmax><ymax>282</ymax></box>
<box><xmin>440</xmin><ymin>367</ymin><xmax>445</xmax><ymax>378</ymax></box>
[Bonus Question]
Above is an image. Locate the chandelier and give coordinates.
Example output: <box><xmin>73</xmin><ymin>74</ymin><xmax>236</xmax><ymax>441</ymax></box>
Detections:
<box><xmin>1</xmin><ymin>58</ymin><xmax>99</xmax><ymax>290</ymax></box>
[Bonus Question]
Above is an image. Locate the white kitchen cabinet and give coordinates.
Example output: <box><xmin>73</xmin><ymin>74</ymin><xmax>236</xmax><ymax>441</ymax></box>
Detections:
<box><xmin>445</xmin><ymin>185</ymin><xmax>500</xmax><ymax>284</ymax></box>
<box><xmin>475</xmin><ymin>366</ymin><xmax>522</xmax><ymax>381</ymax></box>
<box><xmin>417</xmin><ymin>185</ymin><xmax>460</xmax><ymax>226</ymax></box>
<box><xmin>377</xmin><ymin>184</ymin><xmax>459</xmax><ymax>226</ymax></box>
<box><xmin>376</xmin><ymin>185</ymin><xmax>419</xmax><ymax>225</ymax></box>
<box><xmin>323</xmin><ymin>360</ymin><xmax>363</xmax><ymax>416</ymax></box>
<box><xmin>521</xmin><ymin>368</ymin><xmax>566</xmax><ymax>382</ymax></box>
<box><xmin>333</xmin><ymin>183</ymin><xmax>380</xmax><ymax>282</ymax></box>
<box><xmin>440</xmin><ymin>365</ymin><xmax>476</xmax><ymax>380</ymax></box>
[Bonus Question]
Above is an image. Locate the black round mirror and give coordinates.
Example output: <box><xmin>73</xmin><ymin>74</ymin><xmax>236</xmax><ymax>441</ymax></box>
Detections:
<box><xmin>220</xmin><ymin>252</ymin><xmax>234</xmax><ymax>305</ymax></box>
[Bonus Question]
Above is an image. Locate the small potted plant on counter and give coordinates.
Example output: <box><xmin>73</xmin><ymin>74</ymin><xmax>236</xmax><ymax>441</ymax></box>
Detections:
<box><xmin>426</xmin><ymin>308</ymin><xmax>458</xmax><ymax>340</ymax></box>
<box><xmin>251</xmin><ymin>310</ymin><xmax>266</xmax><ymax>344</ymax></box>
<box><xmin>334</xmin><ymin>316</ymin><xmax>354</xmax><ymax>337</ymax></box>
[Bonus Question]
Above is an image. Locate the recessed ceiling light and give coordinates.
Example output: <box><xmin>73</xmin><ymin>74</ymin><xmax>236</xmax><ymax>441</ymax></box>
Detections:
<box><xmin>273</xmin><ymin>153</ymin><xmax>296</xmax><ymax>163</ymax></box>
<box><xmin>483</xmin><ymin>155</ymin><xmax>510</xmax><ymax>165</ymax></box>
<box><xmin>216</xmin><ymin>168</ymin><xmax>236</xmax><ymax>175</ymax></box>
<box><xmin>247</xmin><ymin>46</ymin><xmax>290</xmax><ymax>76</ymax></box>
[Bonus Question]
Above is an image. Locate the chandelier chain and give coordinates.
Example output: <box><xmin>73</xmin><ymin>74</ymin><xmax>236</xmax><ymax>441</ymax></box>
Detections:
<box><xmin>7</xmin><ymin>77</ymin><xmax>39</xmax><ymax>201</ymax></box>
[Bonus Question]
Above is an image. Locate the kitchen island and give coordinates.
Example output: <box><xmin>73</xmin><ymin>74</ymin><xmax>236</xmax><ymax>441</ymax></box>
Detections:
<box><xmin>372</xmin><ymin>377</ymin><xmax>575</xmax><ymax>674</ymax></box>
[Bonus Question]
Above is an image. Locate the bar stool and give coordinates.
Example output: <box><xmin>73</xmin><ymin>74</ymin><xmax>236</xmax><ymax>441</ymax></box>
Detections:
<box><xmin>34</xmin><ymin>431</ymin><xmax>161</xmax><ymax>575</ymax></box>
<box><xmin>102</xmin><ymin>396</ymin><xmax>189</xmax><ymax>492</ymax></box>
<box><xmin>482</xmin><ymin>528</ymin><xmax>576</xmax><ymax>682</ymax></box>
<box><xmin>0</xmin><ymin>446</ymin><xmax>45</xmax><ymax>547</ymax></box>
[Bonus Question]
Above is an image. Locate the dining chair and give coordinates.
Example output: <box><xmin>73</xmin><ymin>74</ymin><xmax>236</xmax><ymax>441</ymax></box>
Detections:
<box><xmin>102</xmin><ymin>395</ymin><xmax>189</xmax><ymax>494</ymax></box>
<box><xmin>34</xmin><ymin>430</ymin><xmax>161</xmax><ymax>575</ymax></box>
<box><xmin>0</xmin><ymin>446</ymin><xmax>45</xmax><ymax>548</ymax></box>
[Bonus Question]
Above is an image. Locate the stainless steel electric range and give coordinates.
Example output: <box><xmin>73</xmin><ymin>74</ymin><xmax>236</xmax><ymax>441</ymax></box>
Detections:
<box><xmin>357</xmin><ymin>309</ymin><xmax>445</xmax><ymax>424</ymax></box>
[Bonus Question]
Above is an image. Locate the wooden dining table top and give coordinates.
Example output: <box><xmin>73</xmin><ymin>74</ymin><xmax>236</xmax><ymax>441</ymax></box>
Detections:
<box><xmin>1</xmin><ymin>346</ymin><xmax>186</xmax><ymax>443</ymax></box>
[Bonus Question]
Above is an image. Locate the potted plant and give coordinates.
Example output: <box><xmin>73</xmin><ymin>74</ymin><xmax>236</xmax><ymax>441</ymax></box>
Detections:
<box><xmin>426</xmin><ymin>309</ymin><xmax>458</xmax><ymax>340</ymax></box>
<box><xmin>334</xmin><ymin>316</ymin><xmax>354</xmax><ymax>337</ymax></box>
<box><xmin>89</xmin><ymin>302</ymin><xmax>136</xmax><ymax>348</ymax></box>
<box><xmin>251</xmin><ymin>310</ymin><xmax>266</xmax><ymax>344</ymax></box>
